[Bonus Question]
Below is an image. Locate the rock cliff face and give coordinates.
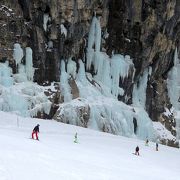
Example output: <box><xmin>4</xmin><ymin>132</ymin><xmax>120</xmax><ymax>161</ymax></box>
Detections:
<box><xmin>0</xmin><ymin>0</ymin><xmax>180</xmax><ymax>147</ymax></box>
<box><xmin>0</xmin><ymin>0</ymin><xmax>109</xmax><ymax>83</ymax></box>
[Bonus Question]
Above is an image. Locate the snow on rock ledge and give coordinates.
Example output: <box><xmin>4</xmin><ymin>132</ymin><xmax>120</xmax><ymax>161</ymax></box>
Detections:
<box><xmin>54</xmin><ymin>98</ymin><xmax>90</xmax><ymax>127</ymax></box>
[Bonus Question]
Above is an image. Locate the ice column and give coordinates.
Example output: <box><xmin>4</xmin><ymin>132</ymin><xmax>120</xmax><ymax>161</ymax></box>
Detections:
<box><xmin>60</xmin><ymin>24</ymin><xmax>67</xmax><ymax>37</ymax></box>
<box><xmin>86</xmin><ymin>17</ymin><xmax>101</xmax><ymax>70</ymax></box>
<box><xmin>132</xmin><ymin>68</ymin><xmax>151</xmax><ymax>108</ymax></box>
<box><xmin>110</xmin><ymin>55</ymin><xmax>133</xmax><ymax>97</ymax></box>
<box><xmin>25</xmin><ymin>47</ymin><xmax>34</xmax><ymax>81</ymax></box>
<box><xmin>77</xmin><ymin>59</ymin><xmax>88</xmax><ymax>85</ymax></box>
<box><xmin>167</xmin><ymin>48</ymin><xmax>180</xmax><ymax>109</ymax></box>
<box><xmin>13</xmin><ymin>43</ymin><xmax>23</xmax><ymax>67</ymax></box>
<box><xmin>167</xmin><ymin>48</ymin><xmax>180</xmax><ymax>139</ymax></box>
<box><xmin>43</xmin><ymin>14</ymin><xmax>49</xmax><ymax>31</ymax></box>
<box><xmin>60</xmin><ymin>60</ymin><xmax>72</xmax><ymax>102</ymax></box>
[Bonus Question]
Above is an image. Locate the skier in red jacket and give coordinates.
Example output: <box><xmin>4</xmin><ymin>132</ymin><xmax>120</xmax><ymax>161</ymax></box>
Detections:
<box><xmin>32</xmin><ymin>124</ymin><xmax>40</xmax><ymax>140</ymax></box>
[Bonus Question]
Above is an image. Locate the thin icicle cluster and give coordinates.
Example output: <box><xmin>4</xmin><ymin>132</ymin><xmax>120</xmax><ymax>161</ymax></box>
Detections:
<box><xmin>13</xmin><ymin>43</ymin><xmax>23</xmax><ymax>66</ymax></box>
<box><xmin>86</xmin><ymin>17</ymin><xmax>134</xmax><ymax>98</ymax></box>
<box><xmin>60</xmin><ymin>60</ymin><xmax>72</xmax><ymax>102</ymax></box>
<box><xmin>110</xmin><ymin>55</ymin><xmax>133</xmax><ymax>97</ymax></box>
<box><xmin>76</xmin><ymin>60</ymin><xmax>89</xmax><ymax>85</ymax></box>
<box><xmin>60</xmin><ymin>24</ymin><xmax>67</xmax><ymax>37</ymax></box>
<box><xmin>133</xmin><ymin>68</ymin><xmax>151</xmax><ymax>108</ymax></box>
<box><xmin>0</xmin><ymin>44</ymin><xmax>50</xmax><ymax>117</ymax></box>
<box><xmin>43</xmin><ymin>14</ymin><xmax>49</xmax><ymax>31</ymax></box>
<box><xmin>167</xmin><ymin>48</ymin><xmax>180</xmax><ymax>109</ymax></box>
<box><xmin>167</xmin><ymin>48</ymin><xmax>180</xmax><ymax>139</ymax></box>
<box><xmin>25</xmin><ymin>47</ymin><xmax>34</xmax><ymax>81</ymax></box>
<box><xmin>86</xmin><ymin>17</ymin><xmax>101</xmax><ymax>70</ymax></box>
<box><xmin>13</xmin><ymin>43</ymin><xmax>34</xmax><ymax>82</ymax></box>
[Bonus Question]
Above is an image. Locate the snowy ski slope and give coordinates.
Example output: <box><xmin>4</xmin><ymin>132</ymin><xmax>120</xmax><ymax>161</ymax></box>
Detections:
<box><xmin>0</xmin><ymin>111</ymin><xmax>179</xmax><ymax>180</ymax></box>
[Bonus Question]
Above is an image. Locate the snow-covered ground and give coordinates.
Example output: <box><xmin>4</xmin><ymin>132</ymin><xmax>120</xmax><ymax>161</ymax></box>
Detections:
<box><xmin>0</xmin><ymin>111</ymin><xmax>179</xmax><ymax>180</ymax></box>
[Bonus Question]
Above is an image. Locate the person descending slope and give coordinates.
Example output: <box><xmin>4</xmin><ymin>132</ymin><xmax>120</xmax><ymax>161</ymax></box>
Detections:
<box><xmin>135</xmin><ymin>146</ymin><xmax>140</xmax><ymax>155</ymax></box>
<box><xmin>145</xmin><ymin>139</ymin><xmax>149</xmax><ymax>146</ymax></box>
<box><xmin>74</xmin><ymin>132</ymin><xmax>78</xmax><ymax>143</ymax></box>
<box><xmin>32</xmin><ymin>124</ymin><xmax>40</xmax><ymax>140</ymax></box>
<box><xmin>156</xmin><ymin>142</ymin><xmax>158</xmax><ymax>151</ymax></box>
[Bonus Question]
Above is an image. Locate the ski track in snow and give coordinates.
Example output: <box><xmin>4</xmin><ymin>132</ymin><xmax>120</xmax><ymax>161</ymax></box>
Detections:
<box><xmin>0</xmin><ymin>111</ymin><xmax>179</xmax><ymax>180</ymax></box>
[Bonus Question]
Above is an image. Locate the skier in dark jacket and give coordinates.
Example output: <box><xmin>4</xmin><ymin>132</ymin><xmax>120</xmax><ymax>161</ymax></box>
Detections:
<box><xmin>145</xmin><ymin>139</ymin><xmax>149</xmax><ymax>146</ymax></box>
<box><xmin>32</xmin><ymin>124</ymin><xmax>40</xmax><ymax>140</ymax></box>
<box><xmin>135</xmin><ymin>146</ymin><xmax>139</xmax><ymax>155</ymax></box>
<box><xmin>156</xmin><ymin>142</ymin><xmax>158</xmax><ymax>151</ymax></box>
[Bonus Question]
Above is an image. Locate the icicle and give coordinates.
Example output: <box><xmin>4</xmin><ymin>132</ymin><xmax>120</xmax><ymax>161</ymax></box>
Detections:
<box><xmin>43</xmin><ymin>13</ymin><xmax>49</xmax><ymax>31</ymax></box>
<box><xmin>86</xmin><ymin>17</ymin><xmax>96</xmax><ymax>70</ymax></box>
<box><xmin>87</xmin><ymin>17</ymin><xmax>96</xmax><ymax>50</ymax></box>
<box><xmin>60</xmin><ymin>60</ymin><xmax>72</xmax><ymax>102</ymax></box>
<box><xmin>95</xmin><ymin>17</ymin><xmax>101</xmax><ymax>52</ymax></box>
<box><xmin>77</xmin><ymin>59</ymin><xmax>88</xmax><ymax>85</ymax></box>
<box><xmin>94</xmin><ymin>52</ymin><xmax>103</xmax><ymax>74</ymax></box>
<box><xmin>132</xmin><ymin>68</ymin><xmax>149</xmax><ymax>108</ymax></box>
<box><xmin>13</xmin><ymin>43</ymin><xmax>23</xmax><ymax>66</ymax></box>
<box><xmin>174</xmin><ymin>47</ymin><xmax>179</xmax><ymax>66</ymax></box>
<box><xmin>25</xmin><ymin>47</ymin><xmax>34</xmax><ymax>81</ymax></box>
<box><xmin>48</xmin><ymin>41</ymin><xmax>53</xmax><ymax>49</ymax></box>
<box><xmin>96</xmin><ymin>53</ymin><xmax>111</xmax><ymax>85</ymax></box>
<box><xmin>167</xmin><ymin>48</ymin><xmax>180</xmax><ymax>109</ymax></box>
<box><xmin>167</xmin><ymin>48</ymin><xmax>180</xmax><ymax>139</ymax></box>
<box><xmin>60</xmin><ymin>24</ymin><xmax>67</xmax><ymax>37</ymax></box>
<box><xmin>86</xmin><ymin>17</ymin><xmax>102</xmax><ymax>70</ymax></box>
<box><xmin>110</xmin><ymin>54</ymin><xmax>133</xmax><ymax>97</ymax></box>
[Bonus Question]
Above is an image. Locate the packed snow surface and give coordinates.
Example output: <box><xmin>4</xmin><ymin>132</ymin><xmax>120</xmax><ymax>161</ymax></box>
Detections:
<box><xmin>0</xmin><ymin>111</ymin><xmax>179</xmax><ymax>180</ymax></box>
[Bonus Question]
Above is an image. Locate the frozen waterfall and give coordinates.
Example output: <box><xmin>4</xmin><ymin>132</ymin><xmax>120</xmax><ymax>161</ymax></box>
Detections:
<box><xmin>56</xmin><ymin>16</ymin><xmax>157</xmax><ymax>141</ymax></box>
